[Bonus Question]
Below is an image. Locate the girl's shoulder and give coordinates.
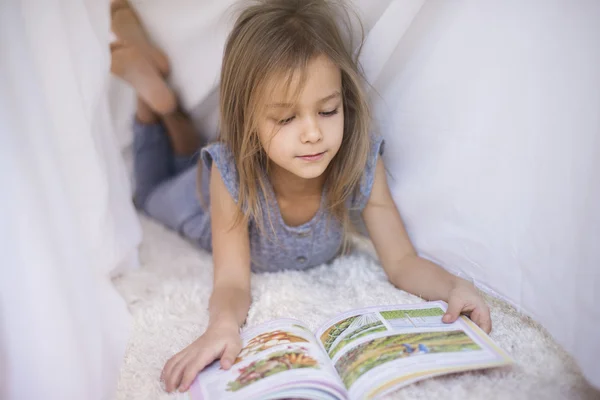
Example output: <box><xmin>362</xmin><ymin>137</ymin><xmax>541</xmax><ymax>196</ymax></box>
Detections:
<box><xmin>200</xmin><ymin>141</ymin><xmax>239</xmax><ymax>202</ymax></box>
<box><xmin>352</xmin><ymin>135</ymin><xmax>385</xmax><ymax>210</ymax></box>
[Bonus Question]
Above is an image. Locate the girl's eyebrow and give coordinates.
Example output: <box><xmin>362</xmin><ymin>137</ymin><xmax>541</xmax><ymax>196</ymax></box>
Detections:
<box><xmin>267</xmin><ymin>90</ymin><xmax>341</xmax><ymax>108</ymax></box>
<box><xmin>318</xmin><ymin>91</ymin><xmax>341</xmax><ymax>104</ymax></box>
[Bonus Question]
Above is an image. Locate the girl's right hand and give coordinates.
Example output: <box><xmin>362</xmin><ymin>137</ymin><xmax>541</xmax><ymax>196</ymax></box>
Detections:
<box><xmin>161</xmin><ymin>319</ymin><xmax>242</xmax><ymax>393</ymax></box>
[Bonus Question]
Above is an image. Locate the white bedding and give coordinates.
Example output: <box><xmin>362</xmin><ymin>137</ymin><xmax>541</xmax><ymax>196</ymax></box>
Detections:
<box><xmin>115</xmin><ymin>216</ymin><xmax>599</xmax><ymax>399</ymax></box>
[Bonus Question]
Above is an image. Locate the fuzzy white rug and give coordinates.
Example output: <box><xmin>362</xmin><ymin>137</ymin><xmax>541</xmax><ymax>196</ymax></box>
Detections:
<box><xmin>114</xmin><ymin>216</ymin><xmax>599</xmax><ymax>400</ymax></box>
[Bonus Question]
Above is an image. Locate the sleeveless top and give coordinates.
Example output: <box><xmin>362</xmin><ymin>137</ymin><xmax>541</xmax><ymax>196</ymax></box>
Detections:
<box><xmin>199</xmin><ymin>136</ymin><xmax>384</xmax><ymax>273</ymax></box>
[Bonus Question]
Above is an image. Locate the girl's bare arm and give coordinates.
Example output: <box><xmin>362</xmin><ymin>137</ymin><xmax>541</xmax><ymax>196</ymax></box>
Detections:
<box><xmin>162</xmin><ymin>165</ymin><xmax>252</xmax><ymax>393</ymax></box>
<box><xmin>208</xmin><ymin>163</ymin><xmax>252</xmax><ymax>328</ymax></box>
<box><xmin>362</xmin><ymin>159</ymin><xmax>491</xmax><ymax>333</ymax></box>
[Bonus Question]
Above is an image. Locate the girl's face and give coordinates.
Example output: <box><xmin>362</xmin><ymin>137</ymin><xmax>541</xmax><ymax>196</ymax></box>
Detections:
<box><xmin>257</xmin><ymin>55</ymin><xmax>344</xmax><ymax>181</ymax></box>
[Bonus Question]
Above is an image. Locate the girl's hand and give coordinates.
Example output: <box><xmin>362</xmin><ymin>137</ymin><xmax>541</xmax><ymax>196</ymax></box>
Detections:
<box><xmin>442</xmin><ymin>281</ymin><xmax>492</xmax><ymax>334</ymax></box>
<box><xmin>161</xmin><ymin>319</ymin><xmax>242</xmax><ymax>393</ymax></box>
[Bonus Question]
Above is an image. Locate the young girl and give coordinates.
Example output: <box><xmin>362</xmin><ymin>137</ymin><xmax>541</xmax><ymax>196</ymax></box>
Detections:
<box><xmin>126</xmin><ymin>0</ymin><xmax>492</xmax><ymax>393</ymax></box>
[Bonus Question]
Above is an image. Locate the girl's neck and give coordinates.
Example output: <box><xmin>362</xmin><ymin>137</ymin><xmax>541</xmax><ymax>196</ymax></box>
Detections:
<box><xmin>268</xmin><ymin>163</ymin><xmax>326</xmax><ymax>200</ymax></box>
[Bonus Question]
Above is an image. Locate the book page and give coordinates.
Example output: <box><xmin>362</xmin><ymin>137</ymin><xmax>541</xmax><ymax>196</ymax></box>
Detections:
<box><xmin>315</xmin><ymin>302</ymin><xmax>512</xmax><ymax>400</ymax></box>
<box><xmin>186</xmin><ymin>319</ymin><xmax>347</xmax><ymax>400</ymax></box>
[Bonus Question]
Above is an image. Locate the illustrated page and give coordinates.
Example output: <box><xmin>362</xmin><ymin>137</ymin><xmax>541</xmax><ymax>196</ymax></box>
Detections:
<box><xmin>316</xmin><ymin>302</ymin><xmax>512</xmax><ymax>400</ymax></box>
<box><xmin>187</xmin><ymin>319</ymin><xmax>347</xmax><ymax>400</ymax></box>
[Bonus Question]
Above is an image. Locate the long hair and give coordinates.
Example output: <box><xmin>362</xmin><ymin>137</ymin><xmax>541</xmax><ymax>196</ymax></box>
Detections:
<box><xmin>218</xmin><ymin>0</ymin><xmax>372</xmax><ymax>235</ymax></box>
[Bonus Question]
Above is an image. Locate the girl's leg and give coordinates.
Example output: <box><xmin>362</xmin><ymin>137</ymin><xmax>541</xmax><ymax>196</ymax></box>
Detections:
<box><xmin>110</xmin><ymin>41</ymin><xmax>176</xmax><ymax>115</ymax></box>
<box><xmin>132</xmin><ymin>97</ymin><xmax>175</xmax><ymax>208</ymax></box>
<box><xmin>110</xmin><ymin>0</ymin><xmax>170</xmax><ymax>75</ymax></box>
<box><xmin>161</xmin><ymin>109</ymin><xmax>201</xmax><ymax>171</ymax></box>
<box><xmin>143</xmin><ymin>165</ymin><xmax>212</xmax><ymax>251</ymax></box>
<box><xmin>110</xmin><ymin>0</ymin><xmax>175</xmax><ymax>114</ymax></box>
<box><xmin>132</xmin><ymin>101</ymin><xmax>202</xmax><ymax>200</ymax></box>
<box><xmin>133</xmin><ymin>99</ymin><xmax>210</xmax><ymax>248</ymax></box>
<box><xmin>136</xmin><ymin>94</ymin><xmax>159</xmax><ymax>124</ymax></box>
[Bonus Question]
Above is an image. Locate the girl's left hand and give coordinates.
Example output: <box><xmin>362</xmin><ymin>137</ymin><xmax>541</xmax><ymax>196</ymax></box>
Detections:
<box><xmin>442</xmin><ymin>281</ymin><xmax>492</xmax><ymax>334</ymax></box>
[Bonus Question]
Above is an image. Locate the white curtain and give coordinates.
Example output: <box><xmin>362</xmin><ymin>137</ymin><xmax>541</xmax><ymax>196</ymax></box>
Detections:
<box><xmin>365</xmin><ymin>0</ymin><xmax>600</xmax><ymax>388</ymax></box>
<box><xmin>0</xmin><ymin>1</ymin><xmax>141</xmax><ymax>399</ymax></box>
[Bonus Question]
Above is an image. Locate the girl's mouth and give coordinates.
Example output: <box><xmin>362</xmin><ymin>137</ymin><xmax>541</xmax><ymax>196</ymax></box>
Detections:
<box><xmin>297</xmin><ymin>151</ymin><xmax>326</xmax><ymax>162</ymax></box>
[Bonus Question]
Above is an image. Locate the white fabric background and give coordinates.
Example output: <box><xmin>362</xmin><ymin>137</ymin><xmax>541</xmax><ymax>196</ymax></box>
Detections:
<box><xmin>368</xmin><ymin>1</ymin><xmax>600</xmax><ymax>388</ymax></box>
<box><xmin>1</xmin><ymin>0</ymin><xmax>598</xmax><ymax>399</ymax></box>
<box><xmin>1</xmin><ymin>0</ymin><xmax>141</xmax><ymax>399</ymax></box>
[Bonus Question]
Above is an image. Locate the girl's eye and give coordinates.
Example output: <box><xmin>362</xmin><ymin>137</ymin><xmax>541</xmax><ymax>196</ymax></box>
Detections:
<box><xmin>277</xmin><ymin>116</ymin><xmax>295</xmax><ymax>125</ymax></box>
<box><xmin>320</xmin><ymin>108</ymin><xmax>339</xmax><ymax>117</ymax></box>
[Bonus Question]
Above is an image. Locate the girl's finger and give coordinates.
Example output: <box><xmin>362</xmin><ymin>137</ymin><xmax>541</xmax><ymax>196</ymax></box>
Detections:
<box><xmin>166</xmin><ymin>354</ymin><xmax>191</xmax><ymax>393</ymax></box>
<box><xmin>161</xmin><ymin>351</ymin><xmax>185</xmax><ymax>381</ymax></box>
<box><xmin>220</xmin><ymin>342</ymin><xmax>242</xmax><ymax>370</ymax></box>
<box><xmin>471</xmin><ymin>307</ymin><xmax>492</xmax><ymax>334</ymax></box>
<box><xmin>443</xmin><ymin>298</ymin><xmax>464</xmax><ymax>323</ymax></box>
<box><xmin>178</xmin><ymin>351</ymin><xmax>218</xmax><ymax>392</ymax></box>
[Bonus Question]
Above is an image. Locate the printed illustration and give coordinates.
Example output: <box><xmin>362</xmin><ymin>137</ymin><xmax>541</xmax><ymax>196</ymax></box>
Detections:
<box><xmin>320</xmin><ymin>315</ymin><xmax>359</xmax><ymax>353</ymax></box>
<box><xmin>226</xmin><ymin>346</ymin><xmax>320</xmax><ymax>392</ymax></box>
<box><xmin>293</xmin><ymin>324</ymin><xmax>312</xmax><ymax>333</ymax></box>
<box><xmin>235</xmin><ymin>330</ymin><xmax>309</xmax><ymax>365</ymax></box>
<box><xmin>321</xmin><ymin>313</ymin><xmax>388</xmax><ymax>358</ymax></box>
<box><xmin>328</xmin><ymin>322</ymin><xmax>386</xmax><ymax>359</ymax></box>
<box><xmin>335</xmin><ymin>330</ymin><xmax>481</xmax><ymax>388</ymax></box>
<box><xmin>380</xmin><ymin>307</ymin><xmax>445</xmax><ymax>329</ymax></box>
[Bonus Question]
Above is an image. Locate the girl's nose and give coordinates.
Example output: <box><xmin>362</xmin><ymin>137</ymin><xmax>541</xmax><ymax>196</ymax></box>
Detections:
<box><xmin>300</xmin><ymin>117</ymin><xmax>323</xmax><ymax>144</ymax></box>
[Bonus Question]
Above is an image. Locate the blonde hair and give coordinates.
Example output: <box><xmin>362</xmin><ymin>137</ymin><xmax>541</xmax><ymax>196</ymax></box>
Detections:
<box><xmin>219</xmin><ymin>0</ymin><xmax>372</xmax><ymax>234</ymax></box>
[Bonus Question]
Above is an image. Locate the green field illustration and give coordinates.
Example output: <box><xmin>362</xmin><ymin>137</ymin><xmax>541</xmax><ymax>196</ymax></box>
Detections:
<box><xmin>321</xmin><ymin>313</ymin><xmax>389</xmax><ymax>358</ymax></box>
<box><xmin>335</xmin><ymin>330</ymin><xmax>481</xmax><ymax>388</ymax></box>
<box><xmin>380</xmin><ymin>307</ymin><xmax>446</xmax><ymax>329</ymax></box>
<box><xmin>328</xmin><ymin>322</ymin><xmax>387</xmax><ymax>359</ymax></box>
<box><xmin>380</xmin><ymin>307</ymin><xmax>445</xmax><ymax>319</ymax></box>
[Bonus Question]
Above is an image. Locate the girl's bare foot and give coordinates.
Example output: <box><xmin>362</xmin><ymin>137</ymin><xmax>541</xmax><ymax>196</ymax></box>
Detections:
<box><xmin>111</xmin><ymin>41</ymin><xmax>176</xmax><ymax>115</ymax></box>
<box><xmin>110</xmin><ymin>0</ymin><xmax>170</xmax><ymax>76</ymax></box>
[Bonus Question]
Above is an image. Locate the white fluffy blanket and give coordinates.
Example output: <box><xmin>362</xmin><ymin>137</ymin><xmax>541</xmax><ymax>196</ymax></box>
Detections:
<box><xmin>114</xmin><ymin>216</ymin><xmax>598</xmax><ymax>399</ymax></box>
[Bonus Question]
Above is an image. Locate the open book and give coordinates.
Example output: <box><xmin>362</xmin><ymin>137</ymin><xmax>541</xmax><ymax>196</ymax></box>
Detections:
<box><xmin>183</xmin><ymin>301</ymin><xmax>512</xmax><ymax>400</ymax></box>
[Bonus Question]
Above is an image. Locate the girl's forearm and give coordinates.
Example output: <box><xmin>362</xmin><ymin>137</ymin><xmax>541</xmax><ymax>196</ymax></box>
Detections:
<box><xmin>208</xmin><ymin>286</ymin><xmax>251</xmax><ymax>328</ymax></box>
<box><xmin>387</xmin><ymin>254</ymin><xmax>465</xmax><ymax>302</ymax></box>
